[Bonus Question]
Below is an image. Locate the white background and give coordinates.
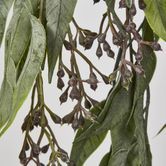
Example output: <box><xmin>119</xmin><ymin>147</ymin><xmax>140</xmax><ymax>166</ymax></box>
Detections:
<box><xmin>0</xmin><ymin>0</ymin><xmax>166</xmax><ymax>165</ymax></box>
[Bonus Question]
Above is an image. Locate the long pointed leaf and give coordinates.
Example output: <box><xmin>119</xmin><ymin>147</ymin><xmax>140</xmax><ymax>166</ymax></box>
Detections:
<box><xmin>0</xmin><ymin>15</ymin><xmax>46</xmax><ymax>136</ymax></box>
<box><xmin>0</xmin><ymin>0</ymin><xmax>14</xmax><ymax>45</ymax></box>
<box><xmin>46</xmin><ymin>0</ymin><xmax>77</xmax><ymax>83</ymax></box>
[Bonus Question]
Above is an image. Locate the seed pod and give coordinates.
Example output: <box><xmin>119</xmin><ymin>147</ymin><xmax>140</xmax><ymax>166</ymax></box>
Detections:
<box><xmin>84</xmin><ymin>98</ymin><xmax>92</xmax><ymax>109</ymax></box>
<box><xmin>72</xmin><ymin>118</ymin><xmax>80</xmax><ymax>131</ymax></box>
<box><xmin>97</xmin><ymin>33</ymin><xmax>106</xmax><ymax>43</ymax></box>
<box><xmin>86</xmin><ymin>72</ymin><xmax>98</xmax><ymax>85</ymax></box>
<box><xmin>135</xmin><ymin>49</ymin><xmax>143</xmax><ymax>63</ymax></box>
<box><xmin>57</xmin><ymin>77</ymin><xmax>65</xmax><ymax>90</ymax></box>
<box><xmin>62</xmin><ymin>112</ymin><xmax>75</xmax><ymax>124</ymax></box>
<box><xmin>129</xmin><ymin>4</ymin><xmax>136</xmax><ymax>16</ymax></box>
<box><xmin>68</xmin><ymin>76</ymin><xmax>77</xmax><ymax>87</ymax></box>
<box><xmin>19</xmin><ymin>150</ymin><xmax>26</xmax><ymax>161</ymax></box>
<box><xmin>50</xmin><ymin>113</ymin><xmax>62</xmax><ymax>124</ymax></box>
<box><xmin>130</xmin><ymin>22</ymin><xmax>136</xmax><ymax>29</ymax></box>
<box><xmin>112</xmin><ymin>35</ymin><xmax>122</xmax><ymax>46</ymax></box>
<box><xmin>138</xmin><ymin>0</ymin><xmax>146</xmax><ymax>10</ymax></box>
<box><xmin>33</xmin><ymin>113</ymin><xmax>40</xmax><ymax>127</ymax></box>
<box><xmin>103</xmin><ymin>41</ymin><xmax>110</xmax><ymax>51</ymax></box>
<box><xmin>119</xmin><ymin>0</ymin><xmax>126</xmax><ymax>8</ymax></box>
<box><xmin>151</xmin><ymin>42</ymin><xmax>162</xmax><ymax>51</ymax></box>
<box><xmin>32</xmin><ymin>144</ymin><xmax>40</xmax><ymax>157</ymax></box>
<box><xmin>63</xmin><ymin>40</ymin><xmax>72</xmax><ymax>50</ymax></box>
<box><xmin>90</xmin><ymin>83</ymin><xmax>98</xmax><ymax>91</ymax></box>
<box><xmin>59</xmin><ymin>87</ymin><xmax>69</xmax><ymax>104</ymax></box>
<box><xmin>57</xmin><ymin>69</ymin><xmax>65</xmax><ymax>78</ymax></box>
<box><xmin>69</xmin><ymin>86</ymin><xmax>81</xmax><ymax>101</ymax></box>
<box><xmin>78</xmin><ymin>31</ymin><xmax>85</xmax><ymax>46</ymax></box>
<box><xmin>84</xmin><ymin>37</ymin><xmax>94</xmax><ymax>50</ymax></box>
<box><xmin>96</xmin><ymin>44</ymin><xmax>103</xmax><ymax>58</ymax></box>
<box><xmin>41</xmin><ymin>144</ymin><xmax>49</xmax><ymax>154</ymax></box>
<box><xmin>106</xmin><ymin>49</ymin><xmax>115</xmax><ymax>58</ymax></box>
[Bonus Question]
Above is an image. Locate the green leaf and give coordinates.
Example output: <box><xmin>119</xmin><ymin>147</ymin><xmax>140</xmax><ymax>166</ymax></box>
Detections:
<box><xmin>46</xmin><ymin>0</ymin><xmax>77</xmax><ymax>83</ymax></box>
<box><xmin>70</xmin><ymin>101</ymin><xmax>107</xmax><ymax>166</ymax></box>
<box><xmin>0</xmin><ymin>0</ymin><xmax>14</xmax><ymax>45</ymax></box>
<box><xmin>144</xmin><ymin>0</ymin><xmax>166</xmax><ymax>41</ymax></box>
<box><xmin>99</xmin><ymin>151</ymin><xmax>111</xmax><ymax>166</ymax></box>
<box><xmin>74</xmin><ymin>81</ymin><xmax>121</xmax><ymax>142</ymax></box>
<box><xmin>0</xmin><ymin>15</ymin><xmax>46</xmax><ymax>136</ymax></box>
<box><xmin>5</xmin><ymin>0</ymin><xmax>39</xmax><ymax>68</ymax></box>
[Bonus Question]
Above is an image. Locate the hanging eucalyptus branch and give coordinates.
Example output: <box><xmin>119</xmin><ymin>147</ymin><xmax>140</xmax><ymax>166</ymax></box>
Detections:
<box><xmin>0</xmin><ymin>0</ymin><xmax>166</xmax><ymax>165</ymax></box>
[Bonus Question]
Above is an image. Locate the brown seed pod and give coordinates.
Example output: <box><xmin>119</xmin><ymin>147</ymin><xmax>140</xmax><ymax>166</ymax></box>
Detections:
<box><xmin>41</xmin><ymin>144</ymin><xmax>49</xmax><ymax>154</ymax></box>
<box><xmin>59</xmin><ymin>87</ymin><xmax>69</xmax><ymax>104</ymax></box>
<box><xmin>103</xmin><ymin>41</ymin><xmax>110</xmax><ymax>51</ymax></box>
<box><xmin>97</xmin><ymin>33</ymin><xmax>106</xmax><ymax>43</ymax></box>
<box><xmin>57</xmin><ymin>69</ymin><xmax>65</xmax><ymax>78</ymax></box>
<box><xmin>62</xmin><ymin>111</ymin><xmax>75</xmax><ymax>124</ymax></box>
<box><xmin>96</xmin><ymin>43</ymin><xmax>103</xmax><ymax>58</ymax></box>
<box><xmin>69</xmin><ymin>86</ymin><xmax>81</xmax><ymax>101</ymax></box>
<box><xmin>57</xmin><ymin>77</ymin><xmax>65</xmax><ymax>90</ymax></box>
<box><xmin>63</xmin><ymin>40</ymin><xmax>72</xmax><ymax>50</ymax></box>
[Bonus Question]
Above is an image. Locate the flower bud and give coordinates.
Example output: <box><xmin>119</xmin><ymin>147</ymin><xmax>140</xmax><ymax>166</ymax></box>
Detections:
<box><xmin>103</xmin><ymin>41</ymin><xmax>110</xmax><ymax>51</ymax></box>
<box><xmin>68</xmin><ymin>76</ymin><xmax>77</xmax><ymax>87</ymax></box>
<box><xmin>84</xmin><ymin>37</ymin><xmax>94</xmax><ymax>50</ymax></box>
<box><xmin>63</xmin><ymin>40</ymin><xmax>72</xmax><ymax>50</ymax></box>
<box><xmin>62</xmin><ymin>112</ymin><xmax>75</xmax><ymax>124</ymax></box>
<box><xmin>50</xmin><ymin>113</ymin><xmax>62</xmax><ymax>124</ymax></box>
<box><xmin>96</xmin><ymin>44</ymin><xmax>103</xmax><ymax>58</ymax></box>
<box><xmin>57</xmin><ymin>77</ymin><xmax>65</xmax><ymax>90</ymax></box>
<box><xmin>72</xmin><ymin>118</ymin><xmax>80</xmax><ymax>131</ymax></box>
<box><xmin>138</xmin><ymin>0</ymin><xmax>146</xmax><ymax>10</ymax></box>
<box><xmin>129</xmin><ymin>4</ymin><xmax>137</xmax><ymax>16</ymax></box>
<box><xmin>151</xmin><ymin>42</ymin><xmax>162</xmax><ymax>51</ymax></box>
<box><xmin>69</xmin><ymin>86</ymin><xmax>81</xmax><ymax>101</ymax></box>
<box><xmin>57</xmin><ymin>69</ymin><xmax>65</xmax><ymax>78</ymax></box>
<box><xmin>84</xmin><ymin>98</ymin><xmax>92</xmax><ymax>109</ymax></box>
<box><xmin>97</xmin><ymin>33</ymin><xmax>106</xmax><ymax>43</ymax></box>
<box><xmin>119</xmin><ymin>0</ymin><xmax>126</xmax><ymax>8</ymax></box>
<box><xmin>106</xmin><ymin>49</ymin><xmax>115</xmax><ymax>59</ymax></box>
<box><xmin>59</xmin><ymin>87</ymin><xmax>69</xmax><ymax>104</ymax></box>
<box><xmin>41</xmin><ymin>144</ymin><xmax>49</xmax><ymax>154</ymax></box>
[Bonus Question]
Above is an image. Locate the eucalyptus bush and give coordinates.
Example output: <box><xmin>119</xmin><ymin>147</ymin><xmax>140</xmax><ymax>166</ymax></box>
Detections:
<box><xmin>0</xmin><ymin>0</ymin><xmax>166</xmax><ymax>165</ymax></box>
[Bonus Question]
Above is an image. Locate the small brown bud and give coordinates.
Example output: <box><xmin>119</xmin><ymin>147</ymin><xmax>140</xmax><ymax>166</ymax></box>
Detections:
<box><xmin>106</xmin><ymin>49</ymin><xmax>115</xmax><ymax>58</ymax></box>
<box><xmin>57</xmin><ymin>77</ymin><xmax>65</xmax><ymax>90</ymax></box>
<box><xmin>68</xmin><ymin>76</ymin><xmax>77</xmax><ymax>87</ymax></box>
<box><xmin>84</xmin><ymin>37</ymin><xmax>94</xmax><ymax>50</ymax></box>
<box><xmin>59</xmin><ymin>87</ymin><xmax>69</xmax><ymax>104</ymax></box>
<box><xmin>62</xmin><ymin>112</ymin><xmax>75</xmax><ymax>124</ymax></box>
<box><xmin>63</xmin><ymin>40</ymin><xmax>72</xmax><ymax>50</ymax></box>
<box><xmin>103</xmin><ymin>41</ymin><xmax>110</xmax><ymax>51</ymax></box>
<box><xmin>72</xmin><ymin>118</ymin><xmax>80</xmax><ymax>131</ymax></box>
<box><xmin>41</xmin><ymin>144</ymin><xmax>49</xmax><ymax>154</ymax></box>
<box><xmin>32</xmin><ymin>144</ymin><xmax>40</xmax><ymax>157</ymax></box>
<box><xmin>84</xmin><ymin>98</ymin><xmax>92</xmax><ymax>109</ymax></box>
<box><xmin>50</xmin><ymin>113</ymin><xmax>62</xmax><ymax>124</ymax></box>
<box><xmin>57</xmin><ymin>69</ymin><xmax>65</xmax><ymax>78</ymax></box>
<box><xmin>119</xmin><ymin>0</ymin><xmax>126</xmax><ymax>8</ymax></box>
<box><xmin>69</xmin><ymin>86</ymin><xmax>81</xmax><ymax>101</ymax></box>
<box><xmin>97</xmin><ymin>33</ymin><xmax>106</xmax><ymax>43</ymax></box>
<box><xmin>96</xmin><ymin>44</ymin><xmax>103</xmax><ymax>58</ymax></box>
<box><xmin>151</xmin><ymin>42</ymin><xmax>162</xmax><ymax>51</ymax></box>
<box><xmin>129</xmin><ymin>4</ymin><xmax>137</xmax><ymax>16</ymax></box>
<box><xmin>139</xmin><ymin>0</ymin><xmax>146</xmax><ymax>10</ymax></box>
